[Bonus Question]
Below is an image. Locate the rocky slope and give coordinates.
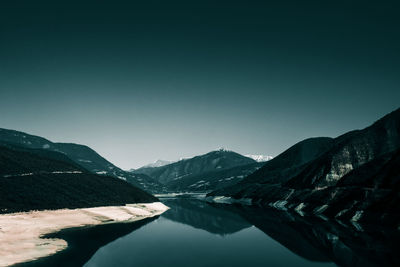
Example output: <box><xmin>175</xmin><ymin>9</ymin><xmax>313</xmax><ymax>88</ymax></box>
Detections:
<box><xmin>209</xmin><ymin>108</ymin><xmax>400</xmax><ymax>226</ymax></box>
<box><xmin>0</xmin><ymin>128</ymin><xmax>164</xmax><ymax>193</ymax></box>
<box><xmin>0</xmin><ymin>144</ymin><xmax>158</xmax><ymax>213</ymax></box>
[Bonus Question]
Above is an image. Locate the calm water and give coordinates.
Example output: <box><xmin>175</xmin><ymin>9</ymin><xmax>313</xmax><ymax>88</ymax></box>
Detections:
<box><xmin>22</xmin><ymin>198</ymin><xmax>399</xmax><ymax>267</ymax></box>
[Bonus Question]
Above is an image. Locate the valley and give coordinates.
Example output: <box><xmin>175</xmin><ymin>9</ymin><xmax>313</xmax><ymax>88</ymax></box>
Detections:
<box><xmin>0</xmin><ymin>108</ymin><xmax>399</xmax><ymax>267</ymax></box>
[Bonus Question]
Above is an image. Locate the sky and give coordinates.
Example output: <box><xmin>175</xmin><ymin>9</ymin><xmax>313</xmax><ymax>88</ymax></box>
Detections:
<box><xmin>0</xmin><ymin>0</ymin><xmax>399</xmax><ymax>169</ymax></box>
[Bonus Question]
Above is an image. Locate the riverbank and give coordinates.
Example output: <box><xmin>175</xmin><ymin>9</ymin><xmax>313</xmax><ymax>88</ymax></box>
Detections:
<box><xmin>0</xmin><ymin>202</ymin><xmax>168</xmax><ymax>266</ymax></box>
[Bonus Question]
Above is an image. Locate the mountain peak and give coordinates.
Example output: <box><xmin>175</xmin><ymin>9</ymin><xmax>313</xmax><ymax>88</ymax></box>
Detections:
<box><xmin>245</xmin><ymin>154</ymin><xmax>273</xmax><ymax>162</ymax></box>
<box><xmin>135</xmin><ymin>159</ymin><xmax>176</xmax><ymax>170</ymax></box>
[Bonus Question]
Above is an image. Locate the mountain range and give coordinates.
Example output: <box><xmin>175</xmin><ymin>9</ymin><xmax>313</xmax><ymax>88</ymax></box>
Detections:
<box><xmin>0</xmin><ymin>128</ymin><xmax>164</xmax><ymax>193</ymax></box>
<box><xmin>132</xmin><ymin>149</ymin><xmax>265</xmax><ymax>192</ymax></box>
<box><xmin>134</xmin><ymin>154</ymin><xmax>272</xmax><ymax>171</ymax></box>
<box><xmin>0</xmin><ymin>128</ymin><xmax>269</xmax><ymax>194</ymax></box>
<box><xmin>208</xmin><ymin>108</ymin><xmax>400</xmax><ymax>226</ymax></box>
<box><xmin>2</xmin><ymin>107</ymin><xmax>399</xmax><ymax>226</ymax></box>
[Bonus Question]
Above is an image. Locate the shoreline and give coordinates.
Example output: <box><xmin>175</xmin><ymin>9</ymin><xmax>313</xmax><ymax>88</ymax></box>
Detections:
<box><xmin>0</xmin><ymin>202</ymin><xmax>169</xmax><ymax>267</ymax></box>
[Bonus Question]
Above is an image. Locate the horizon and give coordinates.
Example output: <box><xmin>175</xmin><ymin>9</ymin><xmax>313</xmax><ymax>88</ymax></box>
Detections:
<box><xmin>1</xmin><ymin>1</ymin><xmax>399</xmax><ymax>169</ymax></box>
<box><xmin>1</xmin><ymin>106</ymin><xmax>398</xmax><ymax>169</ymax></box>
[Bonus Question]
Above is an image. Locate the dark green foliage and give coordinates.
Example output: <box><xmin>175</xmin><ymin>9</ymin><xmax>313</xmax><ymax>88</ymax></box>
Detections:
<box><xmin>0</xmin><ymin>173</ymin><xmax>157</xmax><ymax>213</ymax></box>
<box><xmin>0</xmin><ymin>145</ymin><xmax>157</xmax><ymax>213</ymax></box>
<box><xmin>0</xmin><ymin>145</ymin><xmax>84</xmax><ymax>175</ymax></box>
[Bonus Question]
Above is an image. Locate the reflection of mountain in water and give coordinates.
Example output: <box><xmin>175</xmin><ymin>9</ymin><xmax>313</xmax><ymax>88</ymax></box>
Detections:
<box><xmin>161</xmin><ymin>198</ymin><xmax>251</xmax><ymax>235</ymax></box>
<box><xmin>161</xmin><ymin>199</ymin><xmax>399</xmax><ymax>266</ymax></box>
<box><xmin>20</xmin><ymin>199</ymin><xmax>399</xmax><ymax>267</ymax></box>
<box><xmin>19</xmin><ymin>217</ymin><xmax>158</xmax><ymax>267</ymax></box>
<box><xmin>228</xmin><ymin>205</ymin><xmax>399</xmax><ymax>267</ymax></box>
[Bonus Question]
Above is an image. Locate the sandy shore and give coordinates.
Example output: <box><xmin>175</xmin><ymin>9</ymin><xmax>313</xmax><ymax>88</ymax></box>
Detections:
<box><xmin>0</xmin><ymin>202</ymin><xmax>169</xmax><ymax>266</ymax></box>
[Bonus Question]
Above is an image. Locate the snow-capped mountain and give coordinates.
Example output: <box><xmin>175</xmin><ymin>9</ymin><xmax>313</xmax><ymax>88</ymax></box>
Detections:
<box><xmin>133</xmin><ymin>150</ymin><xmax>258</xmax><ymax>185</ymax></box>
<box><xmin>137</xmin><ymin>159</ymin><xmax>176</xmax><ymax>169</ymax></box>
<box><xmin>245</xmin><ymin>154</ymin><xmax>273</xmax><ymax>162</ymax></box>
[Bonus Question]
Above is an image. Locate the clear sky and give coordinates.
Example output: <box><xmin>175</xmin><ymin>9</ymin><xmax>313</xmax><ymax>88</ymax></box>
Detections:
<box><xmin>1</xmin><ymin>0</ymin><xmax>399</xmax><ymax>169</ymax></box>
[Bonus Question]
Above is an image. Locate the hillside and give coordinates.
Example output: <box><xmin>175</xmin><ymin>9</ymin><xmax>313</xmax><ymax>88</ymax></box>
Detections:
<box><xmin>209</xmin><ymin>137</ymin><xmax>334</xmax><ymax>196</ymax></box>
<box><xmin>0</xmin><ymin>128</ymin><xmax>164</xmax><ymax>193</ymax></box>
<box><xmin>208</xmin><ymin>108</ymin><xmax>400</xmax><ymax>225</ymax></box>
<box><xmin>0</xmin><ymin>145</ymin><xmax>157</xmax><ymax>213</ymax></box>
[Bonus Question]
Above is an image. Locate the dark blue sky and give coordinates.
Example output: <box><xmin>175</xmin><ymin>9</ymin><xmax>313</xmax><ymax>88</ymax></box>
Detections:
<box><xmin>1</xmin><ymin>0</ymin><xmax>399</xmax><ymax>168</ymax></box>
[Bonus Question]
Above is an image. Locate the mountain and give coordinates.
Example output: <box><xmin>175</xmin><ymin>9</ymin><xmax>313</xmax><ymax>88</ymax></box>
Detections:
<box><xmin>210</xmin><ymin>137</ymin><xmax>334</xmax><ymax>196</ymax></box>
<box><xmin>0</xmin><ymin>144</ymin><xmax>158</xmax><ymax>213</ymax></box>
<box><xmin>245</xmin><ymin>154</ymin><xmax>273</xmax><ymax>162</ymax></box>
<box><xmin>0</xmin><ymin>128</ymin><xmax>164</xmax><ymax>193</ymax></box>
<box><xmin>209</xmin><ymin>108</ymin><xmax>400</xmax><ymax>226</ymax></box>
<box><xmin>134</xmin><ymin>159</ymin><xmax>176</xmax><ymax>170</ymax></box>
<box><xmin>166</xmin><ymin>162</ymin><xmax>264</xmax><ymax>192</ymax></box>
<box><xmin>132</xmin><ymin>149</ymin><xmax>259</xmax><ymax>191</ymax></box>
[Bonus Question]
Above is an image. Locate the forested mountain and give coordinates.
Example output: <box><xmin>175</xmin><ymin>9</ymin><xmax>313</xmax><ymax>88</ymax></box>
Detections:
<box><xmin>0</xmin><ymin>144</ymin><xmax>157</xmax><ymax>213</ymax></box>
<box><xmin>0</xmin><ymin>128</ymin><xmax>164</xmax><ymax>193</ymax></box>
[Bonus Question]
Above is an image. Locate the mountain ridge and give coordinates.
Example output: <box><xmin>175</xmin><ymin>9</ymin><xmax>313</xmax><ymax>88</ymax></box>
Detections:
<box><xmin>208</xmin><ymin>107</ymin><xmax>400</xmax><ymax>225</ymax></box>
<box><xmin>0</xmin><ymin>144</ymin><xmax>158</xmax><ymax>213</ymax></box>
<box><xmin>0</xmin><ymin>128</ymin><xmax>164</xmax><ymax>193</ymax></box>
<box><xmin>133</xmin><ymin>149</ymin><xmax>257</xmax><ymax>185</ymax></box>
<box><xmin>132</xmin><ymin>149</ymin><xmax>263</xmax><ymax>192</ymax></box>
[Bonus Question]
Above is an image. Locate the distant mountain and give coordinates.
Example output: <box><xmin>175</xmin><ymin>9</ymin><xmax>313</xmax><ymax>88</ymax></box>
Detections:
<box><xmin>132</xmin><ymin>159</ymin><xmax>176</xmax><ymax>172</ymax></box>
<box><xmin>167</xmin><ymin>162</ymin><xmax>264</xmax><ymax>192</ymax></box>
<box><xmin>0</xmin><ymin>128</ymin><xmax>164</xmax><ymax>193</ymax></box>
<box><xmin>132</xmin><ymin>149</ymin><xmax>258</xmax><ymax>192</ymax></box>
<box><xmin>0</xmin><ymin>144</ymin><xmax>157</xmax><ymax>213</ymax></box>
<box><xmin>245</xmin><ymin>154</ymin><xmax>273</xmax><ymax>162</ymax></box>
<box><xmin>209</xmin><ymin>108</ymin><xmax>400</xmax><ymax>226</ymax></box>
<box><xmin>146</xmin><ymin>159</ymin><xmax>176</xmax><ymax>168</ymax></box>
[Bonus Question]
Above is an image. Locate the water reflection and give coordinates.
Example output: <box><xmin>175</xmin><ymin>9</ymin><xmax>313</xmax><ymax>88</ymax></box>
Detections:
<box><xmin>84</xmin><ymin>199</ymin><xmax>336</xmax><ymax>267</ymax></box>
<box><xmin>161</xmin><ymin>198</ymin><xmax>251</xmax><ymax>235</ymax></box>
<box><xmin>230</xmin><ymin>205</ymin><xmax>400</xmax><ymax>267</ymax></box>
<box><xmin>18</xmin><ymin>217</ymin><xmax>157</xmax><ymax>267</ymax></box>
<box><xmin>162</xmin><ymin>200</ymin><xmax>399</xmax><ymax>266</ymax></box>
<box><xmin>19</xmin><ymin>199</ymin><xmax>399</xmax><ymax>267</ymax></box>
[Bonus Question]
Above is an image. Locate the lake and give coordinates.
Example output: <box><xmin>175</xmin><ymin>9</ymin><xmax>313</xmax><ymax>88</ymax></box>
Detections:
<box><xmin>21</xmin><ymin>198</ymin><xmax>399</xmax><ymax>267</ymax></box>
